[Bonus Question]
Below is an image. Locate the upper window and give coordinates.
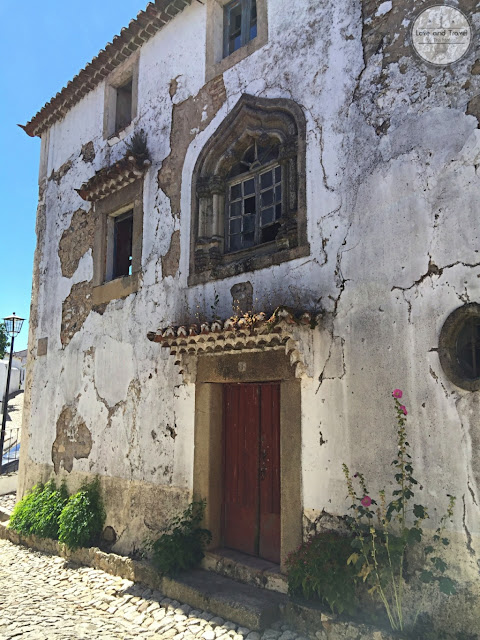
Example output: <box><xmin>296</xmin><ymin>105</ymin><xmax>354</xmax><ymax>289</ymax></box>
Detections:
<box><xmin>189</xmin><ymin>94</ymin><xmax>309</xmax><ymax>286</ymax></box>
<box><xmin>224</xmin><ymin>0</ymin><xmax>257</xmax><ymax>57</ymax></box>
<box><xmin>103</xmin><ymin>54</ymin><xmax>139</xmax><ymax>140</ymax></box>
<box><xmin>115</xmin><ymin>78</ymin><xmax>133</xmax><ymax>133</ymax></box>
<box><xmin>439</xmin><ymin>303</ymin><xmax>480</xmax><ymax>391</ymax></box>
<box><xmin>205</xmin><ymin>0</ymin><xmax>267</xmax><ymax>82</ymax></box>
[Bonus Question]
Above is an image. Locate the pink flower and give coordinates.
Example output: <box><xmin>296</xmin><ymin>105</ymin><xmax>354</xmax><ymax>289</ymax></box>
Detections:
<box><xmin>361</xmin><ymin>495</ymin><xmax>372</xmax><ymax>507</ymax></box>
<box><xmin>400</xmin><ymin>405</ymin><xmax>407</xmax><ymax>416</ymax></box>
<box><xmin>392</xmin><ymin>389</ymin><xmax>403</xmax><ymax>399</ymax></box>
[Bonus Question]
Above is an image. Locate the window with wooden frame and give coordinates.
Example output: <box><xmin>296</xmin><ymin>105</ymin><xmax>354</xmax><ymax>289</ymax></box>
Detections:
<box><xmin>205</xmin><ymin>0</ymin><xmax>267</xmax><ymax>82</ymax></box>
<box><xmin>110</xmin><ymin>209</ymin><xmax>133</xmax><ymax>280</ymax></box>
<box><xmin>224</xmin><ymin>0</ymin><xmax>257</xmax><ymax>58</ymax></box>
<box><xmin>189</xmin><ymin>94</ymin><xmax>309</xmax><ymax>286</ymax></box>
<box><xmin>226</xmin><ymin>141</ymin><xmax>282</xmax><ymax>252</ymax></box>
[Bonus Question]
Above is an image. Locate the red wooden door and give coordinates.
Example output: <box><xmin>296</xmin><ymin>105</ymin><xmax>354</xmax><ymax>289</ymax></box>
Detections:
<box><xmin>223</xmin><ymin>383</ymin><xmax>280</xmax><ymax>563</ymax></box>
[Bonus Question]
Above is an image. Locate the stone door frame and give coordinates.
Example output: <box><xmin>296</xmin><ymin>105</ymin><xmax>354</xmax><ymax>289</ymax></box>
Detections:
<box><xmin>192</xmin><ymin>349</ymin><xmax>302</xmax><ymax>571</ymax></box>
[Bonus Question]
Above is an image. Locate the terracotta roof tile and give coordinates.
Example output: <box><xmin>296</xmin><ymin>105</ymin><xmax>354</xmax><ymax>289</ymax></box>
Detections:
<box><xmin>21</xmin><ymin>0</ymin><xmax>193</xmax><ymax>138</ymax></box>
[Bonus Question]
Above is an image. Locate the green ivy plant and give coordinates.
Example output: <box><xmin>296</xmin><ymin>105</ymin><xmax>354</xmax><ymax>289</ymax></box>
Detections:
<box><xmin>9</xmin><ymin>480</ymin><xmax>69</xmax><ymax>539</ymax></box>
<box><xmin>147</xmin><ymin>500</ymin><xmax>212</xmax><ymax>576</ymax></box>
<box><xmin>58</xmin><ymin>478</ymin><xmax>105</xmax><ymax>551</ymax></box>
<box><xmin>343</xmin><ymin>390</ymin><xmax>456</xmax><ymax>632</ymax></box>
<box><xmin>285</xmin><ymin>531</ymin><xmax>359</xmax><ymax>615</ymax></box>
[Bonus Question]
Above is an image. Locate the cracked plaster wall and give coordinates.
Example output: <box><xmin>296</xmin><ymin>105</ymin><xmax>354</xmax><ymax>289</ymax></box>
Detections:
<box><xmin>19</xmin><ymin>1</ymin><xmax>480</xmax><ymax>627</ymax></box>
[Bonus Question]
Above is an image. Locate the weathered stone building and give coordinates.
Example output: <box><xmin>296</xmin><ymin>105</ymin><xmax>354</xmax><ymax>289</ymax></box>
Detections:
<box><xmin>19</xmin><ymin>0</ymin><xmax>480</xmax><ymax>633</ymax></box>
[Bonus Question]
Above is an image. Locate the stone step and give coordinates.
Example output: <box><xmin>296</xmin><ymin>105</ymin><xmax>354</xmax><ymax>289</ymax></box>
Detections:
<box><xmin>163</xmin><ymin>568</ymin><xmax>288</xmax><ymax>631</ymax></box>
<box><xmin>203</xmin><ymin>549</ymin><xmax>288</xmax><ymax>594</ymax></box>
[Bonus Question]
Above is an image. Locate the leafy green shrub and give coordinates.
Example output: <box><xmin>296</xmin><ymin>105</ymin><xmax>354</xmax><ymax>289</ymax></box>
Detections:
<box><xmin>149</xmin><ymin>500</ymin><xmax>212</xmax><ymax>576</ymax></box>
<box><xmin>285</xmin><ymin>531</ymin><xmax>359</xmax><ymax>615</ymax></box>
<box><xmin>9</xmin><ymin>480</ymin><xmax>69</xmax><ymax>539</ymax></box>
<box><xmin>58</xmin><ymin>479</ymin><xmax>105</xmax><ymax>550</ymax></box>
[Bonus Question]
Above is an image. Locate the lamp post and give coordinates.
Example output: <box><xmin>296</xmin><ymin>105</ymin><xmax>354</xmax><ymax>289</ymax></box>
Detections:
<box><xmin>0</xmin><ymin>313</ymin><xmax>25</xmax><ymax>474</ymax></box>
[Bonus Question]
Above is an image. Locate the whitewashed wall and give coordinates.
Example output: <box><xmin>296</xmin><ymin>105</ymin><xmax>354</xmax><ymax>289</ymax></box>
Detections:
<box><xmin>19</xmin><ymin>0</ymin><xmax>480</xmax><ymax>631</ymax></box>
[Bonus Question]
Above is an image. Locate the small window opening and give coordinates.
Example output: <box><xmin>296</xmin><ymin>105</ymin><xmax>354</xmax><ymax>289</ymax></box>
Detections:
<box><xmin>224</xmin><ymin>0</ymin><xmax>257</xmax><ymax>57</ymax></box>
<box><xmin>113</xmin><ymin>210</ymin><xmax>133</xmax><ymax>279</ymax></box>
<box><xmin>115</xmin><ymin>79</ymin><xmax>133</xmax><ymax>133</ymax></box>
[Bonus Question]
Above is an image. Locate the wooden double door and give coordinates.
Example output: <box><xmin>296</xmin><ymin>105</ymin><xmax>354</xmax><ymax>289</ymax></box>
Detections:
<box><xmin>222</xmin><ymin>382</ymin><xmax>280</xmax><ymax>563</ymax></box>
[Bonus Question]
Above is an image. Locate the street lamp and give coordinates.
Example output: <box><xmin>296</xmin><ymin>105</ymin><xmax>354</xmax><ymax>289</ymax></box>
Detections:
<box><xmin>0</xmin><ymin>313</ymin><xmax>25</xmax><ymax>474</ymax></box>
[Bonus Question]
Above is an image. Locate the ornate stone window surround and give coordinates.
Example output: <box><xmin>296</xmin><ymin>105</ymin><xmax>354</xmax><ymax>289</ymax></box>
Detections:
<box><xmin>189</xmin><ymin>94</ymin><xmax>309</xmax><ymax>286</ymax></box>
<box><xmin>205</xmin><ymin>0</ymin><xmax>268</xmax><ymax>82</ymax></box>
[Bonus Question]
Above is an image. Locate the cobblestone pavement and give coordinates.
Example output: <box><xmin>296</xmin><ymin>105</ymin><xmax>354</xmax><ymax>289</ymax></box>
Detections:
<box><xmin>0</xmin><ymin>540</ymin><xmax>305</xmax><ymax>640</ymax></box>
<box><xmin>0</xmin><ymin>492</ymin><xmax>16</xmax><ymax>513</ymax></box>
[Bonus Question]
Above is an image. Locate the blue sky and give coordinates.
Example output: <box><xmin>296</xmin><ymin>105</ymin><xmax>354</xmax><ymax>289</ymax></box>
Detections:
<box><xmin>0</xmin><ymin>0</ymin><xmax>151</xmax><ymax>351</ymax></box>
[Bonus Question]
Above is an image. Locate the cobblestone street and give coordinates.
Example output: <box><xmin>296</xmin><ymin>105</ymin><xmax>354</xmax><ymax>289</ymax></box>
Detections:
<box><xmin>0</xmin><ymin>540</ymin><xmax>301</xmax><ymax>640</ymax></box>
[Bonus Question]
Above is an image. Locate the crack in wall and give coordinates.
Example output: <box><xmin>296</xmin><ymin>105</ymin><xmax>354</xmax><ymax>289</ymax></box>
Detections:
<box><xmin>392</xmin><ymin>260</ymin><xmax>480</xmax><ymax>294</ymax></box>
<box><xmin>462</xmin><ymin>494</ymin><xmax>476</xmax><ymax>558</ymax></box>
<box><xmin>316</xmin><ymin>334</ymin><xmax>346</xmax><ymax>392</ymax></box>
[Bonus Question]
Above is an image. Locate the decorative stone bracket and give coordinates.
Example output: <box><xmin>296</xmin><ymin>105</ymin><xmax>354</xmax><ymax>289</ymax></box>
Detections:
<box><xmin>147</xmin><ymin>307</ymin><xmax>321</xmax><ymax>383</ymax></box>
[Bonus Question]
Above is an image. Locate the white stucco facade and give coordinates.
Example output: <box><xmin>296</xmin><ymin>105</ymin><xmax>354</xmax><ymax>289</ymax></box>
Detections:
<box><xmin>19</xmin><ymin>0</ymin><xmax>480</xmax><ymax>633</ymax></box>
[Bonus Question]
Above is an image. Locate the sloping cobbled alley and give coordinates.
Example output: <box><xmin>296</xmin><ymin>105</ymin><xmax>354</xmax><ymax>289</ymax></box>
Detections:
<box><xmin>0</xmin><ymin>539</ymin><xmax>304</xmax><ymax>640</ymax></box>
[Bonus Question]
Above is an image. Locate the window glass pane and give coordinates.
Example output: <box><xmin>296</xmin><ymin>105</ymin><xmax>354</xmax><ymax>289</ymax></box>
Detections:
<box><xmin>275</xmin><ymin>203</ymin><xmax>282</xmax><ymax>220</ymax></box>
<box><xmin>230</xmin><ymin>218</ymin><xmax>242</xmax><ymax>235</ymax></box>
<box><xmin>230</xmin><ymin>235</ymin><xmax>242</xmax><ymax>251</ymax></box>
<box><xmin>243</xmin><ymin>215</ymin><xmax>255</xmax><ymax>232</ymax></box>
<box><xmin>258</xmin><ymin>145</ymin><xmax>278</xmax><ymax>165</ymax></box>
<box><xmin>243</xmin><ymin>232</ymin><xmax>255</xmax><ymax>247</ymax></box>
<box><xmin>260</xmin><ymin>170</ymin><xmax>273</xmax><ymax>189</ymax></box>
<box><xmin>231</xmin><ymin>183</ymin><xmax>242</xmax><ymax>200</ymax></box>
<box><xmin>244</xmin><ymin>195</ymin><xmax>256</xmax><ymax>214</ymax></box>
<box><xmin>244</xmin><ymin>178</ymin><xmax>255</xmax><ymax>195</ymax></box>
<box><xmin>250</xmin><ymin>0</ymin><xmax>257</xmax><ymax>39</ymax></box>
<box><xmin>275</xmin><ymin>165</ymin><xmax>282</xmax><ymax>183</ymax></box>
<box><xmin>261</xmin><ymin>190</ymin><xmax>273</xmax><ymax>207</ymax></box>
<box><xmin>227</xmin><ymin>2</ymin><xmax>243</xmax><ymax>54</ymax></box>
<box><xmin>261</xmin><ymin>207</ymin><xmax>274</xmax><ymax>225</ymax></box>
<box><xmin>243</xmin><ymin>145</ymin><xmax>255</xmax><ymax>164</ymax></box>
<box><xmin>230</xmin><ymin>200</ymin><xmax>242</xmax><ymax>217</ymax></box>
<box><xmin>275</xmin><ymin>185</ymin><xmax>282</xmax><ymax>202</ymax></box>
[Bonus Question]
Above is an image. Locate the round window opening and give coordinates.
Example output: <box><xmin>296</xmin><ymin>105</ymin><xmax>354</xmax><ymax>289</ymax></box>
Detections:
<box><xmin>439</xmin><ymin>303</ymin><xmax>480</xmax><ymax>391</ymax></box>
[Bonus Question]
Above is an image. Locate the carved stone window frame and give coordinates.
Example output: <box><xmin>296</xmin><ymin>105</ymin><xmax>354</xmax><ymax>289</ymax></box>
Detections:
<box><xmin>188</xmin><ymin>94</ymin><xmax>309</xmax><ymax>286</ymax></box>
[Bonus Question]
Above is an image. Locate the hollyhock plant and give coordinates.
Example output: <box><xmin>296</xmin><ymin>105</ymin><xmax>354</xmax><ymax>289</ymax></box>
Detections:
<box><xmin>342</xmin><ymin>390</ymin><xmax>456</xmax><ymax>633</ymax></box>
